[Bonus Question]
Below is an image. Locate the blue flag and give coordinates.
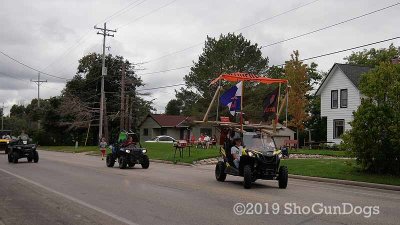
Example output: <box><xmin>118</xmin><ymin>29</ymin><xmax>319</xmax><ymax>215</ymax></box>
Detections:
<box><xmin>220</xmin><ymin>82</ymin><xmax>242</xmax><ymax>116</ymax></box>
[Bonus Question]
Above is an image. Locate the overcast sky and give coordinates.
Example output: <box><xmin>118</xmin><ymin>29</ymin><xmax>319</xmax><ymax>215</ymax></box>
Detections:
<box><xmin>0</xmin><ymin>0</ymin><xmax>399</xmax><ymax>114</ymax></box>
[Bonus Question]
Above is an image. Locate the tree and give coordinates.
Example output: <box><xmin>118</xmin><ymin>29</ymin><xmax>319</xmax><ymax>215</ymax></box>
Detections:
<box><xmin>165</xmin><ymin>99</ymin><xmax>182</xmax><ymax>115</ymax></box>
<box><xmin>344</xmin><ymin>44</ymin><xmax>399</xmax><ymax>67</ymax></box>
<box><xmin>63</xmin><ymin>53</ymin><xmax>153</xmax><ymax>143</ymax></box>
<box><xmin>285</xmin><ymin>51</ymin><xmax>310</xmax><ymax>145</ymax></box>
<box><xmin>179</xmin><ymin>33</ymin><xmax>269</xmax><ymax>118</ymax></box>
<box><xmin>342</xmin><ymin>62</ymin><xmax>400</xmax><ymax>175</ymax></box>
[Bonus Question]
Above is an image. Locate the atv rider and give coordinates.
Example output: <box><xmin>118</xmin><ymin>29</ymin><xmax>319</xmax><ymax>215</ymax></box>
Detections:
<box><xmin>231</xmin><ymin>138</ymin><xmax>243</xmax><ymax>168</ymax></box>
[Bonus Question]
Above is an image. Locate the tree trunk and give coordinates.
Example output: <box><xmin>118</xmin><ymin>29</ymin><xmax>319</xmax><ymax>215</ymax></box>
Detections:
<box><xmin>296</xmin><ymin>127</ymin><xmax>299</xmax><ymax>150</ymax></box>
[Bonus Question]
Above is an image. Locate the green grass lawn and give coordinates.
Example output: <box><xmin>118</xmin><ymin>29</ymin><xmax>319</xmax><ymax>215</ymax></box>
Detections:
<box><xmin>40</xmin><ymin>143</ymin><xmax>220</xmax><ymax>164</ymax></box>
<box><xmin>281</xmin><ymin>159</ymin><xmax>400</xmax><ymax>186</ymax></box>
<box><xmin>143</xmin><ymin>143</ymin><xmax>220</xmax><ymax>164</ymax></box>
<box><xmin>289</xmin><ymin>149</ymin><xmax>349</xmax><ymax>157</ymax></box>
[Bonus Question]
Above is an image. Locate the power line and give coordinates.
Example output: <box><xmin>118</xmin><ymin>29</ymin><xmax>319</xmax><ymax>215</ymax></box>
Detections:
<box><xmin>116</xmin><ymin>0</ymin><xmax>178</xmax><ymax>30</ymax></box>
<box><xmin>137</xmin><ymin>83</ymin><xmax>185</xmax><ymax>91</ymax></box>
<box><xmin>0</xmin><ymin>50</ymin><xmax>70</xmax><ymax>80</ymax></box>
<box><xmin>102</xmin><ymin>0</ymin><xmax>150</xmax><ymax>23</ymax></box>
<box><xmin>143</xmin><ymin>0</ymin><xmax>320</xmax><ymax>63</ymax></box>
<box><xmin>262</xmin><ymin>2</ymin><xmax>400</xmax><ymax>48</ymax></box>
<box><xmin>137</xmin><ymin>36</ymin><xmax>400</xmax><ymax>76</ymax></box>
<box><xmin>137</xmin><ymin>65</ymin><xmax>191</xmax><ymax>76</ymax></box>
<box><xmin>276</xmin><ymin>36</ymin><xmax>400</xmax><ymax>66</ymax></box>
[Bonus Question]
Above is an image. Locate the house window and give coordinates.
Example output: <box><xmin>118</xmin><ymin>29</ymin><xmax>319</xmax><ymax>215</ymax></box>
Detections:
<box><xmin>143</xmin><ymin>128</ymin><xmax>149</xmax><ymax>136</ymax></box>
<box><xmin>333</xmin><ymin>120</ymin><xmax>344</xmax><ymax>139</ymax></box>
<box><xmin>160</xmin><ymin>128</ymin><xmax>167</xmax><ymax>135</ymax></box>
<box><xmin>340</xmin><ymin>89</ymin><xmax>348</xmax><ymax>108</ymax></box>
<box><xmin>331</xmin><ymin>90</ymin><xmax>338</xmax><ymax>109</ymax></box>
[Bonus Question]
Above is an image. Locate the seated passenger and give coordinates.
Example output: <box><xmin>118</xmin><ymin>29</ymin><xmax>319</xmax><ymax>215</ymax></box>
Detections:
<box><xmin>231</xmin><ymin>138</ymin><xmax>243</xmax><ymax>169</ymax></box>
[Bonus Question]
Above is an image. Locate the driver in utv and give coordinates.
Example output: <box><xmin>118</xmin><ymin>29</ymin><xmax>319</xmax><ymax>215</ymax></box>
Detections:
<box><xmin>231</xmin><ymin>138</ymin><xmax>243</xmax><ymax>168</ymax></box>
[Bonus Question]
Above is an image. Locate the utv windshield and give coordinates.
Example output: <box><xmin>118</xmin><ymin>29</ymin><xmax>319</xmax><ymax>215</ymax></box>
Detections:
<box><xmin>243</xmin><ymin>132</ymin><xmax>276</xmax><ymax>153</ymax></box>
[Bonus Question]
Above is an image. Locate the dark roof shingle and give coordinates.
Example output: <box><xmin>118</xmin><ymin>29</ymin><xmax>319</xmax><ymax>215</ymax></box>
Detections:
<box><xmin>150</xmin><ymin>114</ymin><xmax>189</xmax><ymax>127</ymax></box>
<box><xmin>336</xmin><ymin>63</ymin><xmax>372</xmax><ymax>87</ymax></box>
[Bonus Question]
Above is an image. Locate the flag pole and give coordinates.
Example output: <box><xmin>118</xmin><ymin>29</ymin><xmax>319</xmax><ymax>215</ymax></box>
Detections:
<box><xmin>285</xmin><ymin>84</ymin><xmax>289</xmax><ymax>127</ymax></box>
<box><xmin>240</xmin><ymin>81</ymin><xmax>244</xmax><ymax>133</ymax></box>
<box><xmin>274</xmin><ymin>83</ymin><xmax>281</xmax><ymax>133</ymax></box>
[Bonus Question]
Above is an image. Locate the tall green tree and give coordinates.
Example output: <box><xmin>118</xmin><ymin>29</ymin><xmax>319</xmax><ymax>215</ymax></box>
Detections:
<box><xmin>62</xmin><ymin>53</ymin><xmax>153</xmax><ymax>142</ymax></box>
<box><xmin>179</xmin><ymin>33</ymin><xmax>269</xmax><ymax>118</ymax></box>
<box><xmin>342</xmin><ymin>62</ymin><xmax>400</xmax><ymax>175</ymax></box>
<box><xmin>344</xmin><ymin>44</ymin><xmax>399</xmax><ymax>67</ymax></box>
<box><xmin>165</xmin><ymin>99</ymin><xmax>182</xmax><ymax>115</ymax></box>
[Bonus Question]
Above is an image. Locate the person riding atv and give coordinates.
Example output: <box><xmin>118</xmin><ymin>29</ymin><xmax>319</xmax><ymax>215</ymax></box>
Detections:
<box><xmin>7</xmin><ymin>131</ymin><xmax>39</xmax><ymax>164</ymax></box>
<box><xmin>106</xmin><ymin>131</ymin><xmax>150</xmax><ymax>169</ymax></box>
<box><xmin>215</xmin><ymin>129</ymin><xmax>288</xmax><ymax>189</ymax></box>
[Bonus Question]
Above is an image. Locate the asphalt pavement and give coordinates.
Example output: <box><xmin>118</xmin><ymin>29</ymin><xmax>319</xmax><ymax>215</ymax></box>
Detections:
<box><xmin>0</xmin><ymin>150</ymin><xmax>399</xmax><ymax>225</ymax></box>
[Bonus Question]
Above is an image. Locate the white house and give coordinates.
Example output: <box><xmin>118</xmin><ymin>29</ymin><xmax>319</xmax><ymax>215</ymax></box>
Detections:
<box><xmin>316</xmin><ymin>63</ymin><xmax>371</xmax><ymax>144</ymax></box>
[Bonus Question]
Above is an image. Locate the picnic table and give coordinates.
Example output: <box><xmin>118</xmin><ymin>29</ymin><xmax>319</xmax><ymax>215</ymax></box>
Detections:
<box><xmin>173</xmin><ymin>140</ymin><xmax>192</xmax><ymax>159</ymax></box>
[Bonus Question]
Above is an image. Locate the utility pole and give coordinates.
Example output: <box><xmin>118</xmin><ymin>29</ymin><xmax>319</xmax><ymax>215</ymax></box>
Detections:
<box><xmin>1</xmin><ymin>103</ymin><xmax>4</xmax><ymax>131</ymax></box>
<box><xmin>120</xmin><ymin>63</ymin><xmax>126</xmax><ymax>131</ymax></box>
<box><xmin>31</xmin><ymin>72</ymin><xmax>47</xmax><ymax>129</ymax></box>
<box><xmin>94</xmin><ymin>22</ymin><xmax>116</xmax><ymax>142</ymax></box>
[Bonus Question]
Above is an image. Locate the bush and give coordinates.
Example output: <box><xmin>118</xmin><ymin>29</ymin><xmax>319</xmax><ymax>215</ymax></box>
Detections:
<box><xmin>342</xmin><ymin>62</ymin><xmax>400</xmax><ymax>175</ymax></box>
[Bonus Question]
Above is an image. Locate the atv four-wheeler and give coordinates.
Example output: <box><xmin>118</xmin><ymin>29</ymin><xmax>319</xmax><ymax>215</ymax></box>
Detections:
<box><xmin>106</xmin><ymin>132</ymin><xmax>150</xmax><ymax>169</ymax></box>
<box><xmin>7</xmin><ymin>137</ymin><xmax>39</xmax><ymax>164</ymax></box>
<box><xmin>215</xmin><ymin>131</ymin><xmax>288</xmax><ymax>189</ymax></box>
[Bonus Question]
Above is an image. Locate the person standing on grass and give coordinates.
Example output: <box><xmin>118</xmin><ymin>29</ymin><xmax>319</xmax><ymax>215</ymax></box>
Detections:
<box><xmin>99</xmin><ymin>137</ymin><xmax>107</xmax><ymax>160</ymax></box>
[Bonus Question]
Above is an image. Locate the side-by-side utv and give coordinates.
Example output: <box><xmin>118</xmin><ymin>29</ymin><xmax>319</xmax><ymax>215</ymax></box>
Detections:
<box><xmin>215</xmin><ymin>130</ymin><xmax>288</xmax><ymax>189</ymax></box>
<box><xmin>106</xmin><ymin>132</ymin><xmax>150</xmax><ymax>169</ymax></box>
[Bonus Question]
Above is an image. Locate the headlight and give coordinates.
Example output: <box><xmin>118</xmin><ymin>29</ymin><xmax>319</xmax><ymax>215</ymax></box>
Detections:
<box><xmin>247</xmin><ymin>151</ymin><xmax>253</xmax><ymax>157</ymax></box>
<box><xmin>278</xmin><ymin>153</ymin><xmax>283</xmax><ymax>159</ymax></box>
<box><xmin>125</xmin><ymin>149</ymin><xmax>131</xmax><ymax>153</ymax></box>
<box><xmin>17</xmin><ymin>147</ymin><xmax>22</xmax><ymax>149</ymax></box>
<box><xmin>142</xmin><ymin>149</ymin><xmax>147</xmax><ymax>153</ymax></box>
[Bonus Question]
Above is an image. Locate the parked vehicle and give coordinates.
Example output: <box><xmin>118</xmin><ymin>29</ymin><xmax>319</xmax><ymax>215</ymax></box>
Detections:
<box><xmin>215</xmin><ymin>129</ymin><xmax>288</xmax><ymax>189</ymax></box>
<box><xmin>7</xmin><ymin>136</ymin><xmax>39</xmax><ymax>164</ymax></box>
<box><xmin>0</xmin><ymin>130</ymin><xmax>12</xmax><ymax>154</ymax></box>
<box><xmin>145</xmin><ymin>135</ymin><xmax>176</xmax><ymax>143</ymax></box>
<box><xmin>106</xmin><ymin>132</ymin><xmax>150</xmax><ymax>169</ymax></box>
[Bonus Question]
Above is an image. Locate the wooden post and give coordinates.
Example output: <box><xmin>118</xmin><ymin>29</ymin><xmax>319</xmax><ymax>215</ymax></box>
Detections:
<box><xmin>84</xmin><ymin>121</ymin><xmax>91</xmax><ymax>146</ymax></box>
<box><xmin>240</xmin><ymin>81</ymin><xmax>244</xmax><ymax>133</ymax></box>
<box><xmin>203</xmin><ymin>86</ymin><xmax>222</xmax><ymax>122</ymax></box>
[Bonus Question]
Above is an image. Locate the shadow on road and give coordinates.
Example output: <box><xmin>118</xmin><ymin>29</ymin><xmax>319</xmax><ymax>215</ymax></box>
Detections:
<box><xmin>225</xmin><ymin>180</ymin><xmax>278</xmax><ymax>189</ymax></box>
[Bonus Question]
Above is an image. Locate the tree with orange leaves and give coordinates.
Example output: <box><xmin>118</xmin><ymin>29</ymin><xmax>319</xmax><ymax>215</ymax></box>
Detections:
<box><xmin>285</xmin><ymin>51</ymin><xmax>310</xmax><ymax>147</ymax></box>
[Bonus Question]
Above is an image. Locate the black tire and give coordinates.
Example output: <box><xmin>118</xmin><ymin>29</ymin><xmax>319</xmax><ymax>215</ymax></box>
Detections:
<box><xmin>7</xmin><ymin>153</ymin><xmax>12</xmax><ymax>163</ymax></box>
<box><xmin>243</xmin><ymin>165</ymin><xmax>252</xmax><ymax>189</ymax></box>
<box><xmin>27</xmin><ymin>156</ymin><xmax>33</xmax><ymax>163</ymax></box>
<box><xmin>106</xmin><ymin>153</ymin><xmax>115</xmax><ymax>167</ymax></box>
<box><xmin>128</xmin><ymin>162</ymin><xmax>135</xmax><ymax>168</ymax></box>
<box><xmin>5</xmin><ymin>148</ymin><xmax>8</xmax><ymax>154</ymax></box>
<box><xmin>118</xmin><ymin>156</ymin><xmax>127</xmax><ymax>169</ymax></box>
<box><xmin>33</xmin><ymin>151</ymin><xmax>39</xmax><ymax>163</ymax></box>
<box><xmin>278</xmin><ymin>166</ymin><xmax>288</xmax><ymax>189</ymax></box>
<box><xmin>12</xmin><ymin>152</ymin><xmax>19</xmax><ymax>164</ymax></box>
<box><xmin>141</xmin><ymin>155</ymin><xmax>150</xmax><ymax>169</ymax></box>
<box><xmin>215</xmin><ymin>161</ymin><xmax>227</xmax><ymax>182</ymax></box>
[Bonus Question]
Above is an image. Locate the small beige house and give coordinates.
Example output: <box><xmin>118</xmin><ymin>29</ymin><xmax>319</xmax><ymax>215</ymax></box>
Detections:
<box><xmin>138</xmin><ymin>114</ymin><xmax>217</xmax><ymax>142</ymax></box>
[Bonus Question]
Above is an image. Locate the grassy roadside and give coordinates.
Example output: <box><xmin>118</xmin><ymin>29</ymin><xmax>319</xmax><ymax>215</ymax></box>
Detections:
<box><xmin>281</xmin><ymin>159</ymin><xmax>400</xmax><ymax>186</ymax></box>
<box><xmin>289</xmin><ymin>149</ymin><xmax>349</xmax><ymax>157</ymax></box>
<box><xmin>40</xmin><ymin>143</ymin><xmax>220</xmax><ymax>164</ymax></box>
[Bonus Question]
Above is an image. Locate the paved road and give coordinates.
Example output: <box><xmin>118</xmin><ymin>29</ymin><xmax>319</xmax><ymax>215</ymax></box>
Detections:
<box><xmin>0</xmin><ymin>151</ymin><xmax>399</xmax><ymax>225</ymax></box>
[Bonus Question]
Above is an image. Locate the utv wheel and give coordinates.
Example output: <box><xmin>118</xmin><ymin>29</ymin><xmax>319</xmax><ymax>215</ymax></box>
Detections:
<box><xmin>215</xmin><ymin>161</ymin><xmax>227</xmax><ymax>182</ymax></box>
<box><xmin>141</xmin><ymin>155</ymin><xmax>150</xmax><ymax>169</ymax></box>
<box><xmin>27</xmin><ymin>156</ymin><xmax>33</xmax><ymax>163</ymax></box>
<box><xmin>5</xmin><ymin>148</ymin><xmax>8</xmax><ymax>154</ymax></box>
<box><xmin>278</xmin><ymin>166</ymin><xmax>288</xmax><ymax>189</ymax></box>
<box><xmin>128</xmin><ymin>162</ymin><xmax>135</xmax><ymax>168</ymax></box>
<box><xmin>118</xmin><ymin>156</ymin><xmax>127</xmax><ymax>169</ymax></box>
<box><xmin>106</xmin><ymin>153</ymin><xmax>115</xmax><ymax>167</ymax></box>
<box><xmin>33</xmin><ymin>151</ymin><xmax>39</xmax><ymax>163</ymax></box>
<box><xmin>12</xmin><ymin>152</ymin><xmax>19</xmax><ymax>164</ymax></box>
<box><xmin>7</xmin><ymin>153</ymin><xmax>12</xmax><ymax>163</ymax></box>
<box><xmin>243</xmin><ymin>165</ymin><xmax>252</xmax><ymax>189</ymax></box>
